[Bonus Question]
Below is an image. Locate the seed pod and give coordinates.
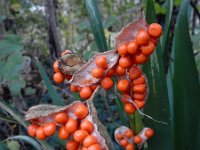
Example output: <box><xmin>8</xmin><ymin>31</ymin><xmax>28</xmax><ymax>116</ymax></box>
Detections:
<box><xmin>114</xmin><ymin>126</ymin><xmax>134</xmax><ymax>146</ymax></box>
<box><xmin>115</xmin><ymin>9</ymin><xmax>147</xmax><ymax>49</ymax></box>
<box><xmin>25</xmin><ymin>88</ymin><xmax>114</xmax><ymax>150</ymax></box>
<box><xmin>59</xmin><ymin>53</ymin><xmax>85</xmax><ymax>75</ymax></box>
<box><xmin>135</xmin><ymin>127</ymin><xmax>154</xmax><ymax>148</ymax></box>
<box><xmin>69</xmin><ymin>50</ymin><xmax>119</xmax><ymax>87</ymax></box>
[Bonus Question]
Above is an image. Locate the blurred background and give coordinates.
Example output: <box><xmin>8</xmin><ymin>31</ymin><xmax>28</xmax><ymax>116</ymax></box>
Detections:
<box><xmin>0</xmin><ymin>0</ymin><xmax>200</xmax><ymax>150</ymax></box>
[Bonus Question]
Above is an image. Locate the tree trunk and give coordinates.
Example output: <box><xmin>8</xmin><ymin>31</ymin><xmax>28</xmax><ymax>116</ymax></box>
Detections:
<box><xmin>46</xmin><ymin>0</ymin><xmax>61</xmax><ymax>60</ymax></box>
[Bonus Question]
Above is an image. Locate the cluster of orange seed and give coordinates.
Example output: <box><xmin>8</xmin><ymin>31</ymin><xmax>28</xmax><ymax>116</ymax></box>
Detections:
<box><xmin>115</xmin><ymin>126</ymin><xmax>154</xmax><ymax>150</ymax></box>
<box><xmin>27</xmin><ymin>103</ymin><xmax>103</xmax><ymax>150</ymax></box>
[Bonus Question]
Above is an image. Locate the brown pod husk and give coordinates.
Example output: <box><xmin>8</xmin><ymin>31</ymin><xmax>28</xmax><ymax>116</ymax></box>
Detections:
<box><xmin>114</xmin><ymin>126</ymin><xmax>133</xmax><ymax>144</ymax></box>
<box><xmin>85</xmin><ymin>86</ymin><xmax>114</xmax><ymax>150</ymax></box>
<box><xmin>25</xmin><ymin>101</ymin><xmax>82</xmax><ymax>124</ymax></box>
<box><xmin>59</xmin><ymin>53</ymin><xmax>85</xmax><ymax>75</ymax></box>
<box><xmin>115</xmin><ymin>10</ymin><xmax>148</xmax><ymax>48</ymax></box>
<box><xmin>69</xmin><ymin>50</ymin><xmax>119</xmax><ymax>87</ymax></box>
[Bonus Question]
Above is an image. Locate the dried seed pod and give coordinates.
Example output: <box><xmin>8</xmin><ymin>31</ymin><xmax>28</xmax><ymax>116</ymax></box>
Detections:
<box><xmin>25</xmin><ymin>87</ymin><xmax>114</xmax><ymax>150</ymax></box>
<box><xmin>135</xmin><ymin>127</ymin><xmax>154</xmax><ymax>148</ymax></box>
<box><xmin>114</xmin><ymin>126</ymin><xmax>134</xmax><ymax>146</ymax></box>
<box><xmin>69</xmin><ymin>50</ymin><xmax>119</xmax><ymax>87</ymax></box>
<box><xmin>59</xmin><ymin>53</ymin><xmax>85</xmax><ymax>75</ymax></box>
<box><xmin>115</xmin><ymin>10</ymin><xmax>148</xmax><ymax>49</ymax></box>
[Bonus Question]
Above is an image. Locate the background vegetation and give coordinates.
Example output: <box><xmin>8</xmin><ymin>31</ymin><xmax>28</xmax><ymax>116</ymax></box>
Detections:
<box><xmin>0</xmin><ymin>0</ymin><xmax>200</xmax><ymax>149</ymax></box>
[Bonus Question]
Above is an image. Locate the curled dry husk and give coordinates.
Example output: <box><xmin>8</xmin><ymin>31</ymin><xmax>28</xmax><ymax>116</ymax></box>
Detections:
<box><xmin>114</xmin><ymin>126</ymin><xmax>134</xmax><ymax>144</ymax></box>
<box><xmin>59</xmin><ymin>53</ymin><xmax>85</xmax><ymax>75</ymax></box>
<box><xmin>69</xmin><ymin>50</ymin><xmax>119</xmax><ymax>87</ymax></box>
<box><xmin>25</xmin><ymin>86</ymin><xmax>114</xmax><ymax>150</ymax></box>
<box><xmin>115</xmin><ymin>9</ymin><xmax>148</xmax><ymax>48</ymax></box>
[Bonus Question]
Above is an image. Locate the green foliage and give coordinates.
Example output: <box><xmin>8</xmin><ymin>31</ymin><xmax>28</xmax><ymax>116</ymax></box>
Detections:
<box><xmin>0</xmin><ymin>34</ymin><xmax>26</xmax><ymax>95</ymax></box>
<box><xmin>36</xmin><ymin>59</ymin><xmax>64</xmax><ymax>106</ymax></box>
<box><xmin>172</xmin><ymin>0</ymin><xmax>200</xmax><ymax>149</ymax></box>
<box><xmin>143</xmin><ymin>0</ymin><xmax>172</xmax><ymax>149</ymax></box>
<box><xmin>85</xmin><ymin>0</ymin><xmax>108</xmax><ymax>52</ymax></box>
<box><xmin>0</xmin><ymin>99</ymin><xmax>27</xmax><ymax>128</ymax></box>
<box><xmin>6</xmin><ymin>140</ymin><xmax>20</xmax><ymax>150</ymax></box>
<box><xmin>5</xmin><ymin>136</ymin><xmax>42</xmax><ymax>150</ymax></box>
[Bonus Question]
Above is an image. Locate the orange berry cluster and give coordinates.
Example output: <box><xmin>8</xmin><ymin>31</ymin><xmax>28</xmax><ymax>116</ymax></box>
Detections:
<box><xmin>117</xmin><ymin>23</ymin><xmax>162</xmax><ymax>64</ymax></box>
<box><xmin>119</xmin><ymin>65</ymin><xmax>147</xmax><ymax>115</ymax></box>
<box><xmin>70</xmin><ymin>55</ymin><xmax>114</xmax><ymax>99</ymax></box>
<box><xmin>53</xmin><ymin>50</ymin><xmax>73</xmax><ymax>83</ymax></box>
<box><xmin>116</xmin><ymin>129</ymin><xmax>134</xmax><ymax>150</ymax></box>
<box><xmin>27</xmin><ymin>102</ymin><xmax>104</xmax><ymax>150</ymax></box>
<box><xmin>115</xmin><ymin>126</ymin><xmax>154</xmax><ymax>149</ymax></box>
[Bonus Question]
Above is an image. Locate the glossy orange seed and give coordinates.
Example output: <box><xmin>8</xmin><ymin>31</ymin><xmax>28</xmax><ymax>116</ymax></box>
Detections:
<box><xmin>134</xmin><ymin>52</ymin><xmax>148</xmax><ymax>64</ymax></box>
<box><xmin>116</xmin><ymin>133</ymin><xmax>124</xmax><ymax>140</ymax></box>
<box><xmin>125</xmin><ymin>130</ymin><xmax>134</xmax><ymax>138</ymax></box>
<box><xmin>132</xmin><ymin>84</ymin><xmax>146</xmax><ymax>94</ymax></box>
<box><xmin>145</xmin><ymin>128</ymin><xmax>154</xmax><ymax>138</ymax></box>
<box><xmin>125</xmin><ymin>144</ymin><xmax>134</xmax><ymax>150</ymax></box>
<box><xmin>91</xmin><ymin>67</ymin><xmax>104</xmax><ymax>78</ymax></box>
<box><xmin>66</xmin><ymin>140</ymin><xmax>80</xmax><ymax>150</ymax></box>
<box><xmin>116</xmin><ymin>65</ymin><xmax>126</xmax><ymax>76</ymax></box>
<box><xmin>83</xmin><ymin>135</ymin><xmax>97</xmax><ymax>147</ymax></box>
<box><xmin>54</xmin><ymin>112</ymin><xmax>68</xmax><ymax>124</ymax></box>
<box><xmin>74</xmin><ymin>103</ymin><xmax>89</xmax><ymax>119</ymax></box>
<box><xmin>101</xmin><ymin>77</ymin><xmax>114</xmax><ymax>90</ymax></box>
<box><xmin>141</xmin><ymin>41</ymin><xmax>155</xmax><ymax>56</ymax></box>
<box><xmin>117</xmin><ymin>79</ymin><xmax>130</xmax><ymax>92</ymax></box>
<box><xmin>124</xmin><ymin>103</ymin><xmax>136</xmax><ymax>114</ymax></box>
<box><xmin>88</xmin><ymin>144</ymin><xmax>101</xmax><ymax>150</ymax></box>
<box><xmin>133</xmin><ymin>93</ymin><xmax>146</xmax><ymax>100</ymax></box>
<box><xmin>148</xmin><ymin>23</ymin><xmax>162</xmax><ymax>38</ymax></box>
<box><xmin>136</xmin><ymin>29</ymin><xmax>150</xmax><ymax>45</ymax></box>
<box><xmin>119</xmin><ymin>139</ymin><xmax>129</xmax><ymax>147</ymax></box>
<box><xmin>117</xmin><ymin>44</ymin><xmax>128</xmax><ymax>56</ymax></box>
<box><xmin>43</xmin><ymin>122</ymin><xmax>56</xmax><ymax>136</ymax></box>
<box><xmin>95</xmin><ymin>55</ymin><xmax>108</xmax><ymax>69</ymax></box>
<box><xmin>36</xmin><ymin>126</ymin><xmax>47</xmax><ymax>140</ymax></box>
<box><xmin>80</xmin><ymin>120</ymin><xmax>94</xmax><ymax>134</ymax></box>
<box><xmin>133</xmin><ymin>135</ymin><xmax>142</xmax><ymax>144</ymax></box>
<box><xmin>53</xmin><ymin>72</ymin><xmax>65</xmax><ymax>83</ymax></box>
<box><xmin>80</xmin><ymin>87</ymin><xmax>93</xmax><ymax>99</ymax></box>
<box><xmin>134</xmin><ymin>100</ymin><xmax>145</xmax><ymax>109</ymax></box>
<box><xmin>119</xmin><ymin>56</ymin><xmax>132</xmax><ymax>69</ymax></box>
<box><xmin>74</xmin><ymin>130</ymin><xmax>89</xmax><ymax>142</ymax></box>
<box><xmin>58</xmin><ymin>126</ymin><xmax>70</xmax><ymax>140</ymax></box>
<box><xmin>53</xmin><ymin>60</ymin><xmax>60</xmax><ymax>72</ymax></box>
<box><xmin>65</xmin><ymin>118</ymin><xmax>78</xmax><ymax>133</ymax></box>
<box><xmin>127</xmin><ymin>41</ymin><xmax>138</xmax><ymax>55</ymax></box>
<box><xmin>27</xmin><ymin>124</ymin><xmax>39</xmax><ymax>137</ymax></box>
<box><xmin>132</xmin><ymin>75</ymin><xmax>145</xmax><ymax>85</ymax></box>
<box><xmin>129</xmin><ymin>66</ymin><xmax>142</xmax><ymax>80</ymax></box>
